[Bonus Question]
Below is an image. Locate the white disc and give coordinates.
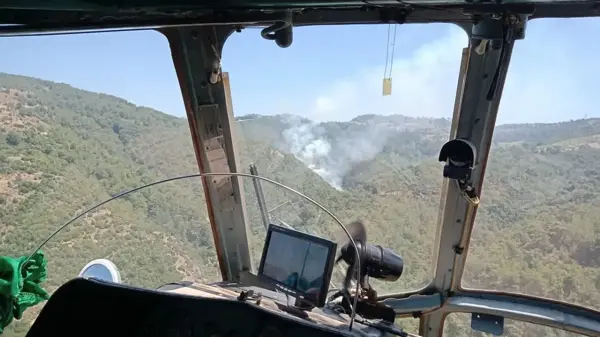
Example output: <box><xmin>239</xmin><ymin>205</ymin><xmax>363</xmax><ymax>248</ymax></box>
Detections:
<box><xmin>78</xmin><ymin>259</ymin><xmax>122</xmax><ymax>283</ymax></box>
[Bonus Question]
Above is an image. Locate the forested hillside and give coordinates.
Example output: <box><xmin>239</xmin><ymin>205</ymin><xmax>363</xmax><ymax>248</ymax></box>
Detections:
<box><xmin>0</xmin><ymin>72</ymin><xmax>599</xmax><ymax>337</ymax></box>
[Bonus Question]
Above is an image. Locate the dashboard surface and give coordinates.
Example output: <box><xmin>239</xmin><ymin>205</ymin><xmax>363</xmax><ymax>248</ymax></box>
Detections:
<box><xmin>27</xmin><ymin>278</ymin><xmax>395</xmax><ymax>337</ymax></box>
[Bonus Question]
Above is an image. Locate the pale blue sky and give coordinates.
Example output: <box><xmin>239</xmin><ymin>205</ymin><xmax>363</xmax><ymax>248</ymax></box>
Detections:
<box><xmin>0</xmin><ymin>18</ymin><xmax>598</xmax><ymax>124</ymax></box>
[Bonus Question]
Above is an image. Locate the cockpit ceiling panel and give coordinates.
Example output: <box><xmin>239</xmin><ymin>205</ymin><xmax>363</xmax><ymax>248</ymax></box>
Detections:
<box><xmin>2</xmin><ymin>0</ymin><xmax>600</xmax><ymax>32</ymax></box>
<box><xmin>0</xmin><ymin>0</ymin><xmax>597</xmax><ymax>11</ymax></box>
<box><xmin>0</xmin><ymin>0</ymin><xmax>595</xmax><ymax>7</ymax></box>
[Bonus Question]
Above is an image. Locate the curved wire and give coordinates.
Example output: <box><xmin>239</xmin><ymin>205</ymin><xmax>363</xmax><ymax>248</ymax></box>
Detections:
<box><xmin>24</xmin><ymin>172</ymin><xmax>362</xmax><ymax>330</ymax></box>
<box><xmin>25</xmin><ymin>173</ymin><xmax>201</xmax><ymax>262</ymax></box>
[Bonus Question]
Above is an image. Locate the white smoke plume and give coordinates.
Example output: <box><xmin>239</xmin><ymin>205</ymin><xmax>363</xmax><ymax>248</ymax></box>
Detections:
<box><xmin>266</xmin><ymin>26</ymin><xmax>467</xmax><ymax>188</ymax></box>
<box><xmin>281</xmin><ymin>117</ymin><xmax>393</xmax><ymax>189</ymax></box>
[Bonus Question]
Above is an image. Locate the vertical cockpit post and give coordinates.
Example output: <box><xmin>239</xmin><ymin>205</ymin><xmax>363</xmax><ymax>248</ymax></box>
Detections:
<box><xmin>160</xmin><ymin>26</ymin><xmax>254</xmax><ymax>282</ymax></box>
<box><xmin>423</xmin><ymin>16</ymin><xmax>527</xmax><ymax>336</ymax></box>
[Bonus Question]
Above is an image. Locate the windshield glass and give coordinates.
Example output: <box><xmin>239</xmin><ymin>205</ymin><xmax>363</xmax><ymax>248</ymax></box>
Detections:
<box><xmin>229</xmin><ymin>23</ymin><xmax>465</xmax><ymax>292</ymax></box>
<box><xmin>462</xmin><ymin>17</ymin><xmax>600</xmax><ymax>310</ymax></box>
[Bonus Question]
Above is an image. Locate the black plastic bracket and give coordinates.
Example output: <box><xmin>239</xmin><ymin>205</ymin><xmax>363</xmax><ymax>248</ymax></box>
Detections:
<box><xmin>261</xmin><ymin>11</ymin><xmax>294</xmax><ymax>48</ymax></box>
<box><xmin>438</xmin><ymin>138</ymin><xmax>477</xmax><ymax>182</ymax></box>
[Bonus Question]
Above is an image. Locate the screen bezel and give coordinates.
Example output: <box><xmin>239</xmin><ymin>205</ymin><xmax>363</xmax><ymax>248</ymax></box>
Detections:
<box><xmin>258</xmin><ymin>224</ymin><xmax>337</xmax><ymax>308</ymax></box>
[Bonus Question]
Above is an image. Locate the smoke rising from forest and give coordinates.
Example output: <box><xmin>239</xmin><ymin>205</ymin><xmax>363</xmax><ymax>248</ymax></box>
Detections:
<box><xmin>281</xmin><ymin>116</ymin><xmax>392</xmax><ymax>189</ymax></box>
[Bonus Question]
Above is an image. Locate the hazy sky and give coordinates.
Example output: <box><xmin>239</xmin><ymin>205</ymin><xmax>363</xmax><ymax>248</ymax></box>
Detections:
<box><xmin>0</xmin><ymin>18</ymin><xmax>598</xmax><ymax>125</ymax></box>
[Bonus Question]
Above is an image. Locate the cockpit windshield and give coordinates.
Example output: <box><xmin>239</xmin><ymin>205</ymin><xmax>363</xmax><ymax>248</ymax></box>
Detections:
<box><xmin>0</xmin><ymin>9</ymin><xmax>599</xmax><ymax>337</ymax></box>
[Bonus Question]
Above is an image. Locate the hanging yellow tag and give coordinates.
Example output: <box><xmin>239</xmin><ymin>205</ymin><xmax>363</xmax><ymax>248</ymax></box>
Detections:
<box><xmin>382</xmin><ymin>78</ymin><xmax>392</xmax><ymax>96</ymax></box>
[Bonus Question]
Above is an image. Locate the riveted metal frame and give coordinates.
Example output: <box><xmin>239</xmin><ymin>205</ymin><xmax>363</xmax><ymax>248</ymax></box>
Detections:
<box><xmin>161</xmin><ymin>27</ymin><xmax>254</xmax><ymax>282</ymax></box>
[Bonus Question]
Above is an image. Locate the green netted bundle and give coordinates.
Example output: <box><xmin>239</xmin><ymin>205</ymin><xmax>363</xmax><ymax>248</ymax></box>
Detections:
<box><xmin>0</xmin><ymin>251</ymin><xmax>50</xmax><ymax>334</ymax></box>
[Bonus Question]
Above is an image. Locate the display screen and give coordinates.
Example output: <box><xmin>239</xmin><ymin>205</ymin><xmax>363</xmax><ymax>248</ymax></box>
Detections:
<box><xmin>259</xmin><ymin>225</ymin><xmax>336</xmax><ymax>306</ymax></box>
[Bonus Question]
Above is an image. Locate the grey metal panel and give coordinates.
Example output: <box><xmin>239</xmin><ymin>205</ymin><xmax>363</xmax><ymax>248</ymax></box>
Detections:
<box><xmin>163</xmin><ymin>27</ymin><xmax>254</xmax><ymax>281</ymax></box>
<box><xmin>383</xmin><ymin>294</ymin><xmax>443</xmax><ymax>314</ymax></box>
<box><xmin>443</xmin><ymin>293</ymin><xmax>600</xmax><ymax>337</ymax></box>
<box><xmin>384</xmin><ymin>291</ymin><xmax>600</xmax><ymax>336</ymax></box>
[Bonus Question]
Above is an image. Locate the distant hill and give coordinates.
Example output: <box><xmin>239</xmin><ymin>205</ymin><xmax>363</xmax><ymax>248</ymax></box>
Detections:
<box><xmin>1</xmin><ymin>72</ymin><xmax>600</xmax><ymax>337</ymax></box>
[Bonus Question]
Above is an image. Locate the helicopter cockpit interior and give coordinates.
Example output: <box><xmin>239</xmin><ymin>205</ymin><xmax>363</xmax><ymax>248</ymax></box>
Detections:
<box><xmin>0</xmin><ymin>1</ymin><xmax>600</xmax><ymax>337</ymax></box>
